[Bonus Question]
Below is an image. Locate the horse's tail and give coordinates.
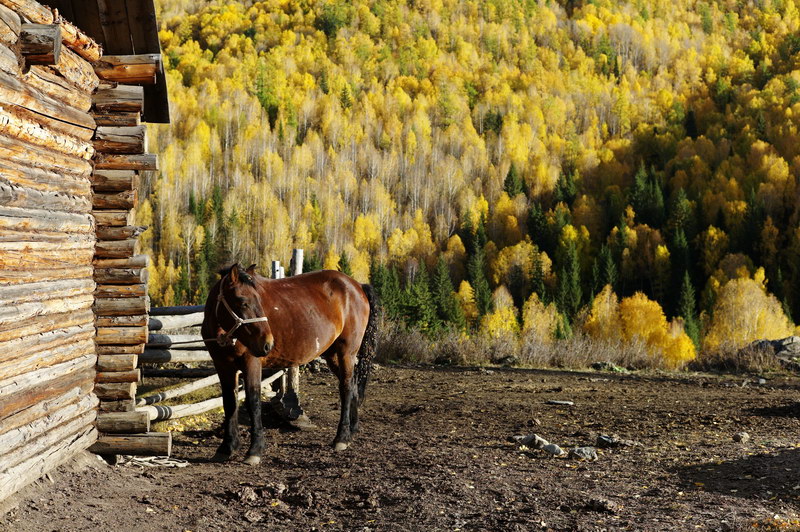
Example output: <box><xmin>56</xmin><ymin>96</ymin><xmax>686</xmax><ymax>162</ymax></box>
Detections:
<box><xmin>356</xmin><ymin>283</ymin><xmax>379</xmax><ymax>405</ymax></box>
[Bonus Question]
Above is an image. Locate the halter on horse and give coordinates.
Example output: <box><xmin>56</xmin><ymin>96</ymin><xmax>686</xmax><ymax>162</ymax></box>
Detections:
<box><xmin>201</xmin><ymin>263</ymin><xmax>378</xmax><ymax>465</ymax></box>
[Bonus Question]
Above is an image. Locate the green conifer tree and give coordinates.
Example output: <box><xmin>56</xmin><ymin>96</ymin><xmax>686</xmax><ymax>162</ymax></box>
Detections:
<box><xmin>677</xmin><ymin>272</ymin><xmax>700</xmax><ymax>348</ymax></box>
<box><xmin>503</xmin><ymin>164</ymin><xmax>524</xmax><ymax>197</ymax></box>
<box><xmin>338</xmin><ymin>251</ymin><xmax>353</xmax><ymax>276</ymax></box>
<box><xmin>432</xmin><ymin>256</ymin><xmax>466</xmax><ymax>329</ymax></box>
<box><xmin>556</xmin><ymin>240</ymin><xmax>582</xmax><ymax>319</ymax></box>
<box><xmin>403</xmin><ymin>262</ymin><xmax>439</xmax><ymax>332</ymax></box>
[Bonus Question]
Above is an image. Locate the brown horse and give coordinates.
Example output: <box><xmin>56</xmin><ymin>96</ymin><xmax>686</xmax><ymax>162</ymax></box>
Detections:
<box><xmin>201</xmin><ymin>264</ymin><xmax>378</xmax><ymax>465</ymax></box>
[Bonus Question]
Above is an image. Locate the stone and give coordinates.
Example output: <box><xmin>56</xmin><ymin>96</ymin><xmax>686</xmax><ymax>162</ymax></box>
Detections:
<box><xmin>596</xmin><ymin>434</ymin><xmax>641</xmax><ymax>448</ymax></box>
<box><xmin>515</xmin><ymin>434</ymin><xmax>549</xmax><ymax>449</ymax></box>
<box><xmin>733</xmin><ymin>432</ymin><xmax>750</xmax><ymax>443</ymax></box>
<box><xmin>569</xmin><ymin>446</ymin><xmax>598</xmax><ymax>461</ymax></box>
<box><xmin>542</xmin><ymin>443</ymin><xmax>567</xmax><ymax>457</ymax></box>
<box><xmin>585</xmin><ymin>497</ymin><xmax>620</xmax><ymax>513</ymax></box>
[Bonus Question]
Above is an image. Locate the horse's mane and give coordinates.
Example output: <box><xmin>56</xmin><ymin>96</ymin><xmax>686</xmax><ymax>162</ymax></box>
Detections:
<box><xmin>217</xmin><ymin>263</ymin><xmax>257</xmax><ymax>287</ymax></box>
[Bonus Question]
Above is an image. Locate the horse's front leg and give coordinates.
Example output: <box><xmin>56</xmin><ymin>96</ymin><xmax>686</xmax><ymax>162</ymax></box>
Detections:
<box><xmin>211</xmin><ymin>361</ymin><xmax>240</xmax><ymax>461</ymax></box>
<box><xmin>243</xmin><ymin>355</ymin><xmax>265</xmax><ymax>465</ymax></box>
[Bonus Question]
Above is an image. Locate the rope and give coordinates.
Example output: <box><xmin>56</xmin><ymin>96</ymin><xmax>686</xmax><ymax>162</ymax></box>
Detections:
<box><xmin>117</xmin><ymin>455</ymin><xmax>189</xmax><ymax>468</ymax></box>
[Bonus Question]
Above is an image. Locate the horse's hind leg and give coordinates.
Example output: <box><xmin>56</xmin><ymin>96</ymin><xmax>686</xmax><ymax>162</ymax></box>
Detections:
<box><xmin>242</xmin><ymin>355</ymin><xmax>266</xmax><ymax>465</ymax></box>
<box><xmin>324</xmin><ymin>345</ymin><xmax>358</xmax><ymax>451</ymax></box>
<box><xmin>211</xmin><ymin>362</ymin><xmax>241</xmax><ymax>462</ymax></box>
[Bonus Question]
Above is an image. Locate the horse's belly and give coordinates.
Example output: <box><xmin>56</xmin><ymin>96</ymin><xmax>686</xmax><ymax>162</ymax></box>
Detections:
<box><xmin>261</xmin><ymin>328</ymin><xmax>337</xmax><ymax>368</ymax></box>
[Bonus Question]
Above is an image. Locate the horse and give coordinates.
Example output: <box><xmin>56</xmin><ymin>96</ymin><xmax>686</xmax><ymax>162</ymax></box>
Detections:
<box><xmin>201</xmin><ymin>263</ymin><xmax>379</xmax><ymax>465</ymax></box>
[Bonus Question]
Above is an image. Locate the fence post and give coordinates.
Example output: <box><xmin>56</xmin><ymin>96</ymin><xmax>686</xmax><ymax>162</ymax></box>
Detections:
<box><xmin>270</xmin><ymin>251</ymin><xmax>311</xmax><ymax>427</ymax></box>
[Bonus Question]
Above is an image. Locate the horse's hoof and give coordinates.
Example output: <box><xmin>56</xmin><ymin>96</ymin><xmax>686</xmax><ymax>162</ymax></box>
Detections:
<box><xmin>211</xmin><ymin>452</ymin><xmax>231</xmax><ymax>462</ymax></box>
<box><xmin>333</xmin><ymin>442</ymin><xmax>349</xmax><ymax>451</ymax></box>
<box><xmin>243</xmin><ymin>455</ymin><xmax>261</xmax><ymax>466</ymax></box>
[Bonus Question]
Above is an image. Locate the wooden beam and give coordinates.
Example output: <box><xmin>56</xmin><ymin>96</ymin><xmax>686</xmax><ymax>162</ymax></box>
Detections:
<box><xmin>0</xmin><ymin>181</ymin><xmax>91</xmax><ymax>213</ymax></box>
<box><xmin>20</xmin><ymin>24</ymin><xmax>61</xmax><ymax>65</ymax></box>
<box><xmin>25</xmin><ymin>66</ymin><xmax>92</xmax><ymax>112</ymax></box>
<box><xmin>96</xmin><ymin>225</ymin><xmax>145</xmax><ymax>241</ymax></box>
<box><xmin>0</xmin><ymin>308</ymin><xmax>93</xmax><ymax>343</ymax></box>
<box><xmin>149</xmin><ymin>304</ymin><xmax>205</xmax><ymax>316</ymax></box>
<box><xmin>0</xmin><ymin>0</ymin><xmax>53</xmax><ymax>25</ymax></box>
<box><xmin>0</xmin><ymin>294</ymin><xmax>93</xmax><ymax>329</ymax></box>
<box><xmin>93</xmin><ymin>295</ymin><xmax>148</xmax><ymax>317</ymax></box>
<box><xmin>96</xmin><ymin>354</ymin><xmax>138</xmax><ymax>372</ymax></box>
<box><xmin>94</xmin><ymin>267</ymin><xmax>147</xmax><ymax>285</ymax></box>
<box><xmin>0</xmin><ymin>353</ymin><xmax>95</xmax><ymax>399</ymax></box>
<box><xmin>93</xmin><ymin>84</ymin><xmax>143</xmax><ymax>113</ymax></box>
<box><xmin>0</xmin><ymin>4</ymin><xmax>20</xmax><ymax>46</ymax></box>
<box><xmin>54</xmin><ymin>11</ymin><xmax>102</xmax><ymax>63</ymax></box>
<box><xmin>93</xmin><ymin>125</ymin><xmax>146</xmax><ymax>154</ymax></box>
<box><xmin>147</xmin><ymin>333</ymin><xmax>205</xmax><ymax>349</ymax></box>
<box><xmin>88</xmin><ymin>432</ymin><xmax>171</xmax><ymax>457</ymax></box>
<box><xmin>96</xmin><ymin>343</ymin><xmax>144</xmax><ymax>355</ymax></box>
<box><xmin>93</xmin><ymin>209</ymin><xmax>132</xmax><ymax>227</ymax></box>
<box><xmin>96</xmin><ymin>411</ymin><xmax>149</xmax><ymax>434</ymax></box>
<box><xmin>136</xmin><ymin>373</ymin><xmax>222</xmax><ymax>406</ymax></box>
<box><xmin>0</xmin><ymin>205</ymin><xmax>92</xmax><ymax>234</ymax></box>
<box><xmin>0</xmin><ymin>380</ymin><xmax>92</xmax><ymax>438</ymax></box>
<box><xmin>94</xmin><ymin>382</ymin><xmax>136</xmax><ymax>401</ymax></box>
<box><xmin>0</xmin><ymin>278</ymin><xmax>94</xmax><ymax>306</ymax></box>
<box><xmin>0</xmin><ymin>68</ymin><xmax>95</xmax><ymax>132</ymax></box>
<box><xmin>95</xmin><ymin>325</ymin><xmax>148</xmax><ymax>345</ymax></box>
<box><xmin>96</xmin><ymin>315</ymin><xmax>147</xmax><ymax>327</ymax></box>
<box><xmin>0</xmin><ymin>365</ymin><xmax>93</xmax><ymax>419</ymax></box>
<box><xmin>94</xmin><ymin>54</ymin><xmax>160</xmax><ymax>85</ymax></box>
<box><xmin>0</xmin><ymin>427</ymin><xmax>97</xmax><ymax>503</ymax></box>
<box><xmin>94</xmin><ymin>254</ymin><xmax>148</xmax><ymax>269</ymax></box>
<box><xmin>0</xmin><ymin>155</ymin><xmax>91</xmax><ymax>197</ymax></box>
<box><xmin>0</xmin><ymin>394</ymin><xmax>97</xmax><ymax>455</ymax></box>
<box><xmin>95</xmin><ymin>369</ymin><xmax>140</xmax><ymax>384</ymax></box>
<box><xmin>98</xmin><ymin>400</ymin><xmax>135</xmax><ymax>413</ymax></box>
<box><xmin>54</xmin><ymin>45</ymin><xmax>99</xmax><ymax>94</ymax></box>
<box><xmin>137</xmin><ymin>373</ymin><xmax>281</xmax><ymax>422</ymax></box>
<box><xmin>139</xmin><ymin>349</ymin><xmax>211</xmax><ymax>364</ymax></box>
<box><xmin>93</xmin><ymin>153</ymin><xmax>157</xmax><ymax>171</ymax></box>
<box><xmin>148</xmin><ymin>312</ymin><xmax>204</xmax><ymax>331</ymax></box>
<box><xmin>95</xmin><ymin>238</ymin><xmax>137</xmax><ymax>259</ymax></box>
<box><xmin>0</xmin><ymin>265</ymin><xmax>93</xmax><ymax>285</ymax></box>
<box><xmin>92</xmin><ymin>111</ymin><xmax>140</xmax><ymax>127</ymax></box>
<box><xmin>0</xmin><ymin>103</ymin><xmax>94</xmax><ymax>158</ymax></box>
<box><xmin>90</xmin><ymin>170</ymin><xmax>136</xmax><ymax>192</ymax></box>
<box><xmin>92</xmin><ymin>189</ymin><xmax>136</xmax><ymax>210</ymax></box>
<box><xmin>95</xmin><ymin>283</ymin><xmax>147</xmax><ymax>298</ymax></box>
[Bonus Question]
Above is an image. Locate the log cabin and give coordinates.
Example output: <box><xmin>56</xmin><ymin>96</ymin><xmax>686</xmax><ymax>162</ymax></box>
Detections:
<box><xmin>0</xmin><ymin>0</ymin><xmax>169</xmax><ymax>502</ymax></box>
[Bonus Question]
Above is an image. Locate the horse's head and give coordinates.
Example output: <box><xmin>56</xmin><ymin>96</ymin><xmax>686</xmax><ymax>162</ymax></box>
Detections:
<box><xmin>217</xmin><ymin>263</ymin><xmax>274</xmax><ymax>357</ymax></box>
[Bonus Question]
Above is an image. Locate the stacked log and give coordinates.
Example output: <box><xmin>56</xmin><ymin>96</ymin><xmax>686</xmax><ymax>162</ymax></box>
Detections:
<box><xmin>0</xmin><ymin>0</ymin><xmax>101</xmax><ymax>504</ymax></box>
<box><xmin>86</xmin><ymin>50</ymin><xmax>170</xmax><ymax>459</ymax></box>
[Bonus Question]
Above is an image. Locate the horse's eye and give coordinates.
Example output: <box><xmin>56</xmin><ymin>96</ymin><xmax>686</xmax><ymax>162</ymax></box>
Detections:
<box><xmin>241</xmin><ymin>303</ymin><xmax>249</xmax><ymax>309</ymax></box>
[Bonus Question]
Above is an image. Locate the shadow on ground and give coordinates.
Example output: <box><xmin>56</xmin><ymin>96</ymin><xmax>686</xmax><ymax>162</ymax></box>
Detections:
<box><xmin>676</xmin><ymin>448</ymin><xmax>800</xmax><ymax>504</ymax></box>
<box><xmin>749</xmin><ymin>402</ymin><xmax>800</xmax><ymax>419</ymax></box>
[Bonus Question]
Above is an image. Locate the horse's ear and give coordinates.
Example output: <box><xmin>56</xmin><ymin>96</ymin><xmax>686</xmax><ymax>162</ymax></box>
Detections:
<box><xmin>245</xmin><ymin>264</ymin><xmax>257</xmax><ymax>275</ymax></box>
<box><xmin>229</xmin><ymin>263</ymin><xmax>240</xmax><ymax>283</ymax></box>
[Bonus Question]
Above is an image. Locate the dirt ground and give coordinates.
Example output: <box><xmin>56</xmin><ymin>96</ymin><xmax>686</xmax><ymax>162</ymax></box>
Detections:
<box><xmin>3</xmin><ymin>365</ymin><xmax>800</xmax><ymax>531</ymax></box>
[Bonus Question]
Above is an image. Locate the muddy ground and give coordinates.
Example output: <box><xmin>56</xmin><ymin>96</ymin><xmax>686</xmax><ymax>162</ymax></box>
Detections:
<box><xmin>2</xmin><ymin>365</ymin><xmax>800</xmax><ymax>531</ymax></box>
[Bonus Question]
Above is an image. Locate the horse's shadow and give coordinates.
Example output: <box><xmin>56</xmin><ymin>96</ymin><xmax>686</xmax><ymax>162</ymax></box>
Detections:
<box><xmin>747</xmin><ymin>401</ymin><xmax>800</xmax><ymax>419</ymax></box>
<box><xmin>674</xmin><ymin>447</ymin><xmax>800</xmax><ymax>503</ymax></box>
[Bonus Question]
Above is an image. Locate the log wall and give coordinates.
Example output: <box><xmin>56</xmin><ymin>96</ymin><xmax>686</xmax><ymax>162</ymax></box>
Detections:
<box><xmin>0</xmin><ymin>0</ymin><xmax>99</xmax><ymax>504</ymax></box>
<box><xmin>0</xmin><ymin>0</ymin><xmax>164</xmax><ymax>502</ymax></box>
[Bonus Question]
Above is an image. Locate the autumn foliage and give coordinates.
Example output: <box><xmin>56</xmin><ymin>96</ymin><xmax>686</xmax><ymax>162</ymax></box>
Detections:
<box><xmin>140</xmin><ymin>0</ymin><xmax>800</xmax><ymax>368</ymax></box>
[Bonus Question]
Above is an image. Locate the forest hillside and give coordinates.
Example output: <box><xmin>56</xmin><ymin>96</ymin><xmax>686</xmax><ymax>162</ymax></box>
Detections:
<box><xmin>143</xmin><ymin>0</ymin><xmax>800</xmax><ymax>367</ymax></box>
